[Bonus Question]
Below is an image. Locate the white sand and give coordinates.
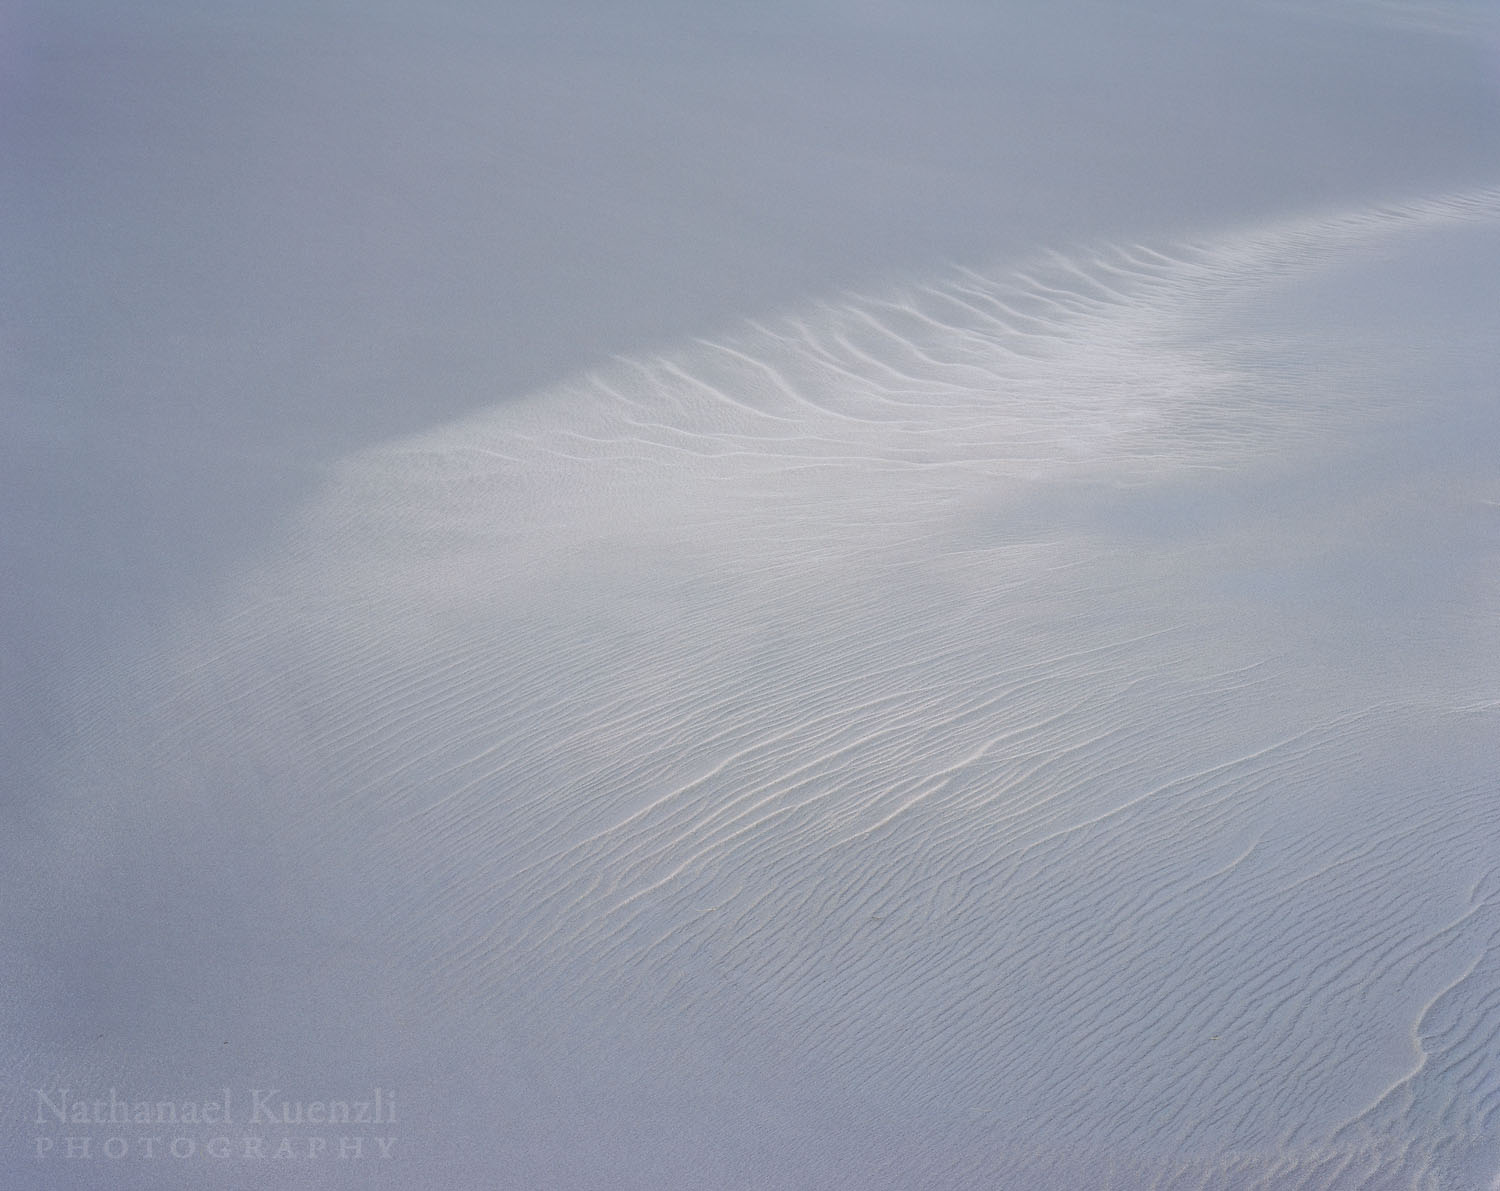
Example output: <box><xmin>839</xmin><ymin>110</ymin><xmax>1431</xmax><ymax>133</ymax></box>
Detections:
<box><xmin>5</xmin><ymin>2</ymin><xmax>1499</xmax><ymax>1187</ymax></box>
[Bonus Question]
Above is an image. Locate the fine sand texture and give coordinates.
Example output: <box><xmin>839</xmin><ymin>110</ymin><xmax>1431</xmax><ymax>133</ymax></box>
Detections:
<box><xmin>5</xmin><ymin>2</ymin><xmax>1499</xmax><ymax>1188</ymax></box>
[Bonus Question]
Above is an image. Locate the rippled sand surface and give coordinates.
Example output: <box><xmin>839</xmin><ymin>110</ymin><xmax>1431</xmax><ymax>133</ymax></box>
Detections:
<box><xmin>5</xmin><ymin>2</ymin><xmax>1499</xmax><ymax>1187</ymax></box>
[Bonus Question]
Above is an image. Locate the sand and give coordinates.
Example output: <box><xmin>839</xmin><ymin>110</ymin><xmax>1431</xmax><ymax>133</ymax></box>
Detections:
<box><xmin>5</xmin><ymin>1</ymin><xmax>1499</xmax><ymax>1187</ymax></box>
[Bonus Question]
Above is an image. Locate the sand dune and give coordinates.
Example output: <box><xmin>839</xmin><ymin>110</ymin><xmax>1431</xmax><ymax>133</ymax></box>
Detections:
<box><xmin>7</xmin><ymin>2</ymin><xmax>1500</xmax><ymax>1187</ymax></box>
<box><xmin>15</xmin><ymin>185</ymin><xmax>1497</xmax><ymax>1188</ymax></box>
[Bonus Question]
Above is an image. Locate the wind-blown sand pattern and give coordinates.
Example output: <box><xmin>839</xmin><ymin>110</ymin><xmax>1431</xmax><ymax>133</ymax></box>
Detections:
<box><xmin>27</xmin><ymin>185</ymin><xmax>1495</xmax><ymax>1188</ymax></box>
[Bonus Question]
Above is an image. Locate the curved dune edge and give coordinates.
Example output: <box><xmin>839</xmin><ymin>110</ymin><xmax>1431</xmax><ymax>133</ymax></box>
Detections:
<box><xmin>37</xmin><ymin>187</ymin><xmax>1500</xmax><ymax>1187</ymax></box>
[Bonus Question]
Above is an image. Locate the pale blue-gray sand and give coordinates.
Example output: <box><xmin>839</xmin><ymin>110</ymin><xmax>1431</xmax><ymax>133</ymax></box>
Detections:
<box><xmin>4</xmin><ymin>2</ymin><xmax>1498</xmax><ymax>1188</ymax></box>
